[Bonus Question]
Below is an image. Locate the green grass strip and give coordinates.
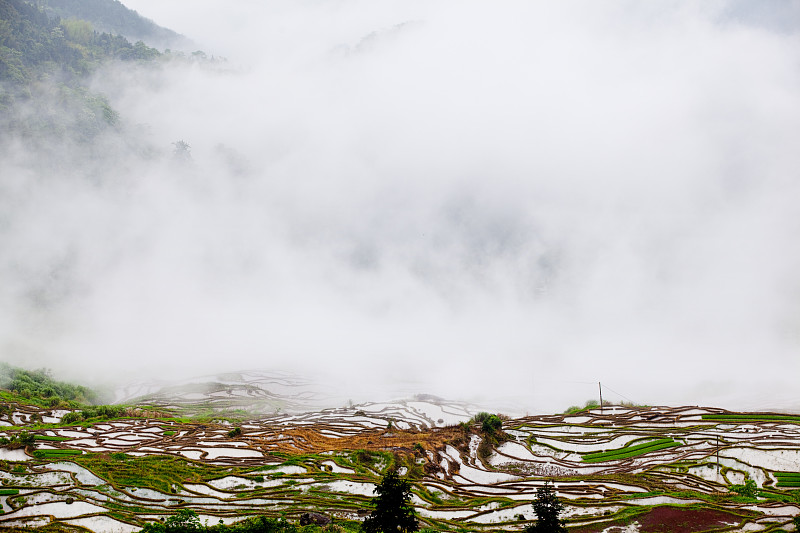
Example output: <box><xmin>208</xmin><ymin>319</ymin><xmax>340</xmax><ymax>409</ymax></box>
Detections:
<box><xmin>702</xmin><ymin>414</ymin><xmax>800</xmax><ymax>423</ymax></box>
<box><xmin>582</xmin><ymin>438</ymin><xmax>679</xmax><ymax>463</ymax></box>
<box><xmin>33</xmin><ymin>449</ymin><xmax>83</xmax><ymax>457</ymax></box>
<box><xmin>0</xmin><ymin>489</ymin><xmax>19</xmax><ymax>495</ymax></box>
<box><xmin>773</xmin><ymin>473</ymin><xmax>800</xmax><ymax>487</ymax></box>
<box><xmin>582</xmin><ymin>438</ymin><xmax>675</xmax><ymax>460</ymax></box>
<box><xmin>34</xmin><ymin>435</ymin><xmax>70</xmax><ymax>441</ymax></box>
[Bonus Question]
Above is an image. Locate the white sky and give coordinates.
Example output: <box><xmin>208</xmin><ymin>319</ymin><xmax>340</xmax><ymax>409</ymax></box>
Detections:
<box><xmin>1</xmin><ymin>1</ymin><xmax>799</xmax><ymax>413</ymax></box>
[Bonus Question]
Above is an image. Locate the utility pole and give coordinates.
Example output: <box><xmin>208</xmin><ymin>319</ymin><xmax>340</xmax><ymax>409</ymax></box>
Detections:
<box><xmin>599</xmin><ymin>382</ymin><xmax>604</xmax><ymax>413</ymax></box>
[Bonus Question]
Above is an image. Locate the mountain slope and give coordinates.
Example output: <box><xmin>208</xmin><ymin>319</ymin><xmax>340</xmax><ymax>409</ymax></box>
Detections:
<box><xmin>34</xmin><ymin>0</ymin><xmax>193</xmax><ymax>50</ymax></box>
<box><xmin>0</xmin><ymin>0</ymin><xmax>160</xmax><ymax>142</ymax></box>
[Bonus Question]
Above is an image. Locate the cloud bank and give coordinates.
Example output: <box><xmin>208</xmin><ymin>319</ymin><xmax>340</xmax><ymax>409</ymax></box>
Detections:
<box><xmin>2</xmin><ymin>0</ymin><xmax>799</xmax><ymax>412</ymax></box>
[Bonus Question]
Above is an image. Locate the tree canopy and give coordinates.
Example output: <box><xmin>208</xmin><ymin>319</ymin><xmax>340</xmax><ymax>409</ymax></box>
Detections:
<box><xmin>362</xmin><ymin>469</ymin><xmax>419</xmax><ymax>533</ymax></box>
<box><xmin>526</xmin><ymin>481</ymin><xmax>567</xmax><ymax>533</ymax></box>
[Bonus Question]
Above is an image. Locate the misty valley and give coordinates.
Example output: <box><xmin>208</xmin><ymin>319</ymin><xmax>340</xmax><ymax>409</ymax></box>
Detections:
<box><xmin>2</xmin><ymin>0</ymin><xmax>800</xmax><ymax>532</ymax></box>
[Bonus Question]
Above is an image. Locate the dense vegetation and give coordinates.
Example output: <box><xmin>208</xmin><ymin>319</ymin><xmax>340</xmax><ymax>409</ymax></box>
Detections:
<box><xmin>0</xmin><ymin>362</ymin><xmax>97</xmax><ymax>405</ymax></box>
<box><xmin>35</xmin><ymin>0</ymin><xmax>187</xmax><ymax>49</ymax></box>
<box><xmin>361</xmin><ymin>469</ymin><xmax>419</xmax><ymax>533</ymax></box>
<box><xmin>525</xmin><ymin>481</ymin><xmax>567</xmax><ymax>533</ymax></box>
<box><xmin>0</xmin><ymin>0</ymin><xmax>160</xmax><ymax>142</ymax></box>
<box><xmin>140</xmin><ymin>510</ymin><xmax>360</xmax><ymax>533</ymax></box>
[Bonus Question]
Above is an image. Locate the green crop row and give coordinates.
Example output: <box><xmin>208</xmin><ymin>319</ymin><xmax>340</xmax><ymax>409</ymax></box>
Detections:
<box><xmin>582</xmin><ymin>438</ymin><xmax>675</xmax><ymax>460</ymax></box>
<box><xmin>774</xmin><ymin>473</ymin><xmax>800</xmax><ymax>488</ymax></box>
<box><xmin>0</xmin><ymin>489</ymin><xmax>19</xmax><ymax>495</ymax></box>
<box><xmin>582</xmin><ymin>439</ymin><xmax>679</xmax><ymax>463</ymax></box>
<box><xmin>33</xmin><ymin>449</ymin><xmax>83</xmax><ymax>457</ymax></box>
<box><xmin>702</xmin><ymin>414</ymin><xmax>800</xmax><ymax>423</ymax></box>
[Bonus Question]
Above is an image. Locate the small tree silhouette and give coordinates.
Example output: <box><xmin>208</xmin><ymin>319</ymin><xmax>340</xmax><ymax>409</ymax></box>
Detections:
<box><xmin>362</xmin><ymin>469</ymin><xmax>419</xmax><ymax>533</ymax></box>
<box><xmin>172</xmin><ymin>140</ymin><xmax>191</xmax><ymax>160</ymax></box>
<box><xmin>525</xmin><ymin>481</ymin><xmax>567</xmax><ymax>532</ymax></box>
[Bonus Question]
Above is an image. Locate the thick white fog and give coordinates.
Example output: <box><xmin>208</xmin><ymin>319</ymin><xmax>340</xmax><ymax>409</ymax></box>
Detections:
<box><xmin>2</xmin><ymin>1</ymin><xmax>799</xmax><ymax>412</ymax></box>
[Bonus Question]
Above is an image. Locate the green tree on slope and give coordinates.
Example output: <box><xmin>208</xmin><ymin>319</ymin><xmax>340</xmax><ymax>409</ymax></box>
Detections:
<box><xmin>362</xmin><ymin>469</ymin><xmax>419</xmax><ymax>533</ymax></box>
<box><xmin>525</xmin><ymin>481</ymin><xmax>567</xmax><ymax>533</ymax></box>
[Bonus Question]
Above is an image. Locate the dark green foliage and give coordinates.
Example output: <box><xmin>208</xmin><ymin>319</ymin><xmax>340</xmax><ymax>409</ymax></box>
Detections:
<box><xmin>0</xmin><ymin>0</ymin><xmax>160</xmax><ymax>143</ymax></box>
<box><xmin>0</xmin><ymin>430</ymin><xmax>37</xmax><ymax>449</ymax></box>
<box><xmin>138</xmin><ymin>510</ymin><xmax>329</xmax><ymax>533</ymax></box>
<box><xmin>730</xmin><ymin>479</ymin><xmax>758</xmax><ymax>499</ymax></box>
<box><xmin>60</xmin><ymin>404</ymin><xmax>126</xmax><ymax>424</ymax></box>
<box><xmin>362</xmin><ymin>469</ymin><xmax>419</xmax><ymax>533</ymax></box>
<box><xmin>0</xmin><ymin>0</ymin><xmax>161</xmax><ymax>85</ymax></box>
<box><xmin>471</xmin><ymin>412</ymin><xmax>503</xmax><ymax>434</ymax></box>
<box><xmin>0</xmin><ymin>363</ymin><xmax>96</xmax><ymax>405</ymax></box>
<box><xmin>227</xmin><ymin>427</ymin><xmax>242</xmax><ymax>438</ymax></box>
<box><xmin>60</xmin><ymin>411</ymin><xmax>82</xmax><ymax>424</ymax></box>
<box><xmin>471</xmin><ymin>412</ymin><xmax>492</xmax><ymax>424</ymax></box>
<box><xmin>482</xmin><ymin>415</ymin><xmax>502</xmax><ymax>434</ymax></box>
<box><xmin>140</xmin><ymin>509</ymin><xmax>202</xmax><ymax>533</ymax></box>
<box><xmin>525</xmin><ymin>481</ymin><xmax>567</xmax><ymax>533</ymax></box>
<box><xmin>80</xmin><ymin>404</ymin><xmax>126</xmax><ymax>419</ymax></box>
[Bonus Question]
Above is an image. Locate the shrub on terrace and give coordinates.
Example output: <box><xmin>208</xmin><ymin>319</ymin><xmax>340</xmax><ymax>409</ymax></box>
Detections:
<box><xmin>471</xmin><ymin>412</ymin><xmax>503</xmax><ymax>434</ymax></box>
<box><xmin>61</xmin><ymin>404</ymin><xmax>127</xmax><ymax>424</ymax></box>
<box><xmin>730</xmin><ymin>479</ymin><xmax>758</xmax><ymax>499</ymax></box>
<box><xmin>0</xmin><ymin>431</ymin><xmax>37</xmax><ymax>450</ymax></box>
<box><xmin>138</xmin><ymin>511</ymin><xmax>360</xmax><ymax>532</ymax></box>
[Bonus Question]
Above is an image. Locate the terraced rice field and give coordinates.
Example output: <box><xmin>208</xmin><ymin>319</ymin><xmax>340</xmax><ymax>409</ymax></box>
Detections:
<box><xmin>1</xmin><ymin>374</ymin><xmax>799</xmax><ymax>532</ymax></box>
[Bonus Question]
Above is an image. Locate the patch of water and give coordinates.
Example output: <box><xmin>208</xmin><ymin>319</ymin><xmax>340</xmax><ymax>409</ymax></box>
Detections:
<box><xmin>322</xmin><ymin>480</ymin><xmax>375</xmax><ymax>496</ymax></box>
<box><xmin>321</xmin><ymin>460</ymin><xmax>355</xmax><ymax>474</ymax></box>
<box><xmin>42</xmin><ymin>462</ymin><xmax>104</xmax><ymax>486</ymax></box>
<box><xmin>65</xmin><ymin>515</ymin><xmax>140</xmax><ymax>533</ymax></box>
<box><xmin>416</xmin><ymin>508</ymin><xmax>474</xmax><ymax>519</ymax></box>
<box><xmin>1</xmin><ymin>500</ymin><xmax>107</xmax><ymax>519</ymax></box>
<box><xmin>0</xmin><ymin>449</ymin><xmax>30</xmax><ymax>461</ymax></box>
<box><xmin>202</xmin><ymin>447</ymin><xmax>262</xmax><ymax>459</ymax></box>
<box><xmin>184</xmin><ymin>484</ymin><xmax>234</xmax><ymax>499</ymax></box>
<box><xmin>208</xmin><ymin>477</ymin><xmax>259</xmax><ymax>491</ymax></box>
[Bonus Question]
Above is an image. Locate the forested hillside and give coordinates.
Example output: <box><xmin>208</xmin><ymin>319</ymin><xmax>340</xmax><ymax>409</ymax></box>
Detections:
<box><xmin>34</xmin><ymin>0</ymin><xmax>191</xmax><ymax>50</ymax></box>
<box><xmin>0</xmin><ymin>0</ymin><xmax>160</xmax><ymax>142</ymax></box>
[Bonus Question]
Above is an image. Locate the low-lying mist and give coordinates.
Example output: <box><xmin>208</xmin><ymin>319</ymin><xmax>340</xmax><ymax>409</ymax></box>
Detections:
<box><xmin>2</xmin><ymin>0</ymin><xmax>799</xmax><ymax>413</ymax></box>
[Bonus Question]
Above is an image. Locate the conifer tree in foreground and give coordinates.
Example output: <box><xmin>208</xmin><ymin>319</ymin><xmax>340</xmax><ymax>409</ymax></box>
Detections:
<box><xmin>525</xmin><ymin>481</ymin><xmax>568</xmax><ymax>532</ymax></box>
<box><xmin>362</xmin><ymin>469</ymin><xmax>419</xmax><ymax>533</ymax></box>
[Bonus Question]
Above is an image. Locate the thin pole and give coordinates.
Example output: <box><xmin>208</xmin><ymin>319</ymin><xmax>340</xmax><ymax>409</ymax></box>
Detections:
<box><xmin>716</xmin><ymin>436</ymin><xmax>719</xmax><ymax>473</ymax></box>
<box><xmin>599</xmin><ymin>382</ymin><xmax>603</xmax><ymax>413</ymax></box>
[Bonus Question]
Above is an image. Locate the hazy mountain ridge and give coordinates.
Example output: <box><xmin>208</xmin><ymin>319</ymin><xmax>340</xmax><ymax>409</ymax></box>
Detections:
<box><xmin>33</xmin><ymin>0</ymin><xmax>194</xmax><ymax>51</ymax></box>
